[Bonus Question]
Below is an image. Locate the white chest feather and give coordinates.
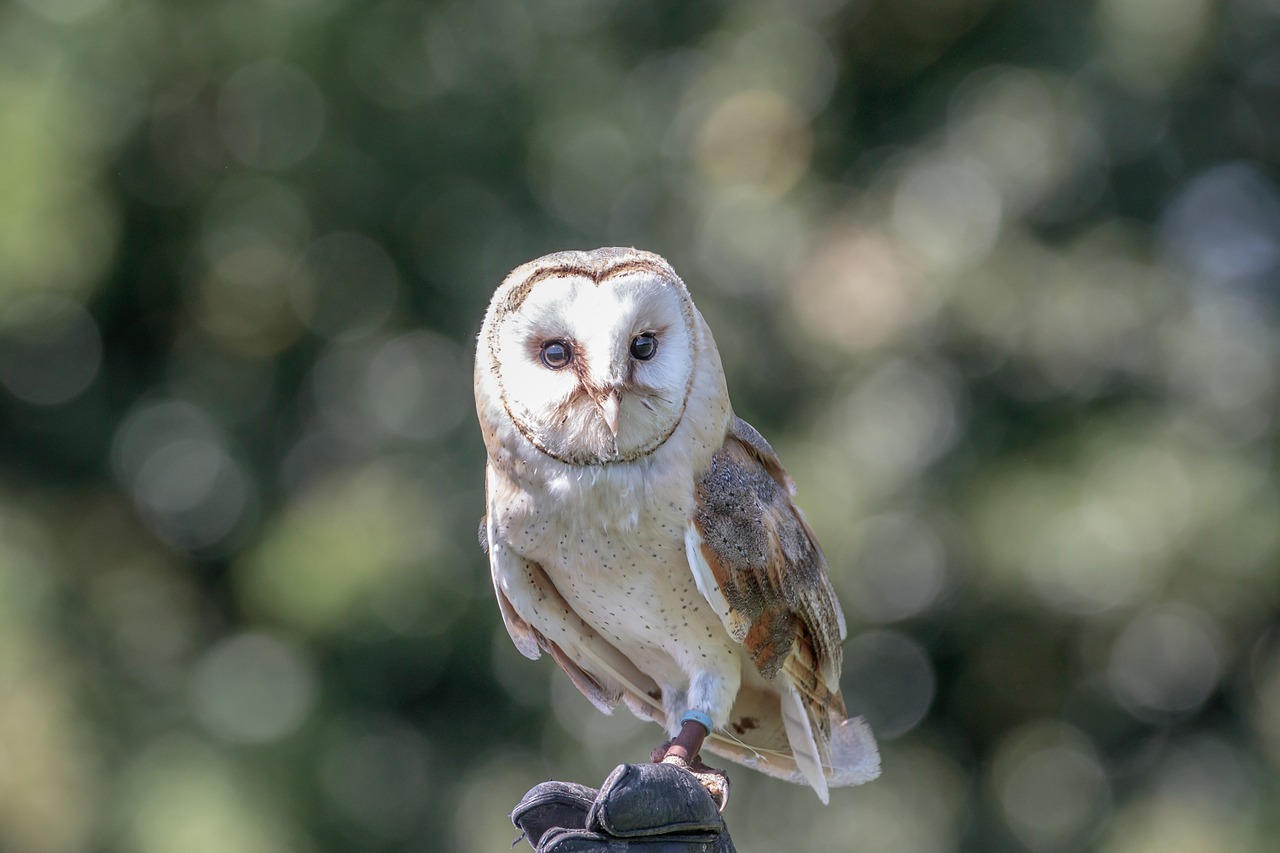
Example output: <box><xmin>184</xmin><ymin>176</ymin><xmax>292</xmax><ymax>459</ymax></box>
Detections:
<box><xmin>493</xmin><ymin>456</ymin><xmax>736</xmax><ymax>688</ymax></box>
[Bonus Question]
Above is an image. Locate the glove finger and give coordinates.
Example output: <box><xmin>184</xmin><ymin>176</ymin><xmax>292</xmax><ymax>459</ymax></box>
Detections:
<box><xmin>512</xmin><ymin>781</ymin><xmax>600</xmax><ymax>848</ymax></box>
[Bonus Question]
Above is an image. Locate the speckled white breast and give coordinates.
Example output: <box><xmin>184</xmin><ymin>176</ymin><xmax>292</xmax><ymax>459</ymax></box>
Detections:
<box><xmin>500</xmin><ymin>462</ymin><xmax>740</xmax><ymax>693</ymax></box>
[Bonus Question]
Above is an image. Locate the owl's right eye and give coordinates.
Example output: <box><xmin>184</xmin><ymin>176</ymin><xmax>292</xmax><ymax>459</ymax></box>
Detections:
<box><xmin>539</xmin><ymin>340</ymin><xmax>574</xmax><ymax>369</ymax></box>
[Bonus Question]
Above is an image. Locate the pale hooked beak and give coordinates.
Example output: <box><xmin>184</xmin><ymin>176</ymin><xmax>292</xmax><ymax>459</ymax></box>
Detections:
<box><xmin>595</xmin><ymin>388</ymin><xmax>622</xmax><ymax>437</ymax></box>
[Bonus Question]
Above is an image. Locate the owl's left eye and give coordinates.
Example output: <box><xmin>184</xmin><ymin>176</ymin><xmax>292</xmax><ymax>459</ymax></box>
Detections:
<box><xmin>629</xmin><ymin>333</ymin><xmax>658</xmax><ymax>361</ymax></box>
<box><xmin>540</xmin><ymin>340</ymin><xmax>573</xmax><ymax>369</ymax></box>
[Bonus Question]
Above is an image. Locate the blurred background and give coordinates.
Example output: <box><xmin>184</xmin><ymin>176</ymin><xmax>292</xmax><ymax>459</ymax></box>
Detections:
<box><xmin>2</xmin><ymin>0</ymin><xmax>1279</xmax><ymax>850</ymax></box>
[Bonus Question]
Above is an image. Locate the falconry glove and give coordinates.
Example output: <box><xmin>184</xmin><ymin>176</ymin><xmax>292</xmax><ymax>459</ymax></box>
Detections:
<box><xmin>511</xmin><ymin>762</ymin><xmax>737</xmax><ymax>853</ymax></box>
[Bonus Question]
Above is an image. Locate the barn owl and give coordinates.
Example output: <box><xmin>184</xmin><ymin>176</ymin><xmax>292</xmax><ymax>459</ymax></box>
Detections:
<box><xmin>475</xmin><ymin>247</ymin><xmax>879</xmax><ymax>805</ymax></box>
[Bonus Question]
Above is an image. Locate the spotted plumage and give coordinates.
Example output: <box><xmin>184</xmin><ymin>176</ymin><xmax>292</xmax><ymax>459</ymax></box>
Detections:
<box><xmin>475</xmin><ymin>248</ymin><xmax>879</xmax><ymax>803</ymax></box>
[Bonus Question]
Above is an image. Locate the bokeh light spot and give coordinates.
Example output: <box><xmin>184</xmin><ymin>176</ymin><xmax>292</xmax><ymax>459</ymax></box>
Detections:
<box><xmin>120</xmin><ymin>739</ymin><xmax>298</xmax><ymax>853</ymax></box>
<box><xmin>366</xmin><ymin>331</ymin><xmax>470</xmax><ymax>441</ymax></box>
<box><xmin>89</xmin><ymin>560</ymin><xmax>199</xmax><ymax>689</ymax></box>
<box><xmin>846</xmin><ymin>513</ymin><xmax>949</xmax><ymax>623</ymax></box>
<box><xmin>192</xmin><ymin>262</ymin><xmax>305</xmax><ymax>357</ymax></box>
<box><xmin>423</xmin><ymin>0</ymin><xmax>535</xmax><ymax>96</ymax></box>
<box><xmin>197</xmin><ymin>178</ymin><xmax>313</xmax><ymax>351</ymax></box>
<box><xmin>0</xmin><ymin>69</ymin><xmax>120</xmax><ymax>303</ymax></box>
<box><xmin>772</xmin><ymin>743</ymin><xmax>967</xmax><ymax>853</ymax></box>
<box><xmin>1109</xmin><ymin>605</ymin><xmax>1224</xmax><ymax>720</ymax></box>
<box><xmin>788</xmin><ymin>227</ymin><xmax>920</xmax><ymax>353</ymax></box>
<box><xmin>696</xmin><ymin>194</ymin><xmax>804</xmax><ymax>293</ymax></box>
<box><xmin>346</xmin><ymin>2</ymin><xmax>440</xmax><ymax>110</ymax></box>
<box><xmin>842</xmin><ymin>630</ymin><xmax>936</xmax><ymax>738</ymax></box>
<box><xmin>695</xmin><ymin>89</ymin><xmax>812</xmax><ymax>198</ymax></box>
<box><xmin>1250</xmin><ymin>642</ymin><xmax>1280</xmax><ymax>765</ymax></box>
<box><xmin>1097</xmin><ymin>0</ymin><xmax>1213</xmax><ymax>91</ymax></box>
<box><xmin>112</xmin><ymin>400</ymin><xmax>256</xmax><ymax>554</ymax></box>
<box><xmin>452</xmin><ymin>752</ymin><xmax>544</xmax><ymax>853</ymax></box>
<box><xmin>235</xmin><ymin>465</ymin><xmax>429</xmax><ymax>635</ymax></box>
<box><xmin>203</xmin><ymin>177</ymin><xmax>313</xmax><ymax>263</ymax></box>
<box><xmin>0</xmin><ymin>639</ymin><xmax>96</xmax><ymax>852</ymax></box>
<box><xmin>308</xmin><ymin>332</ymin><xmax>469</xmax><ymax>447</ymax></box>
<box><xmin>0</xmin><ymin>294</ymin><xmax>102</xmax><ymax>405</ymax></box>
<box><xmin>991</xmin><ymin>722</ymin><xmax>1110</xmax><ymax>852</ymax></box>
<box><xmin>190</xmin><ymin>632</ymin><xmax>318</xmax><ymax>744</ymax></box>
<box><xmin>1159</xmin><ymin>163</ymin><xmax>1280</xmax><ymax>285</ymax></box>
<box><xmin>948</xmin><ymin>68</ymin><xmax>1103</xmax><ymax>217</ymax></box>
<box><xmin>828</xmin><ymin>359</ymin><xmax>961</xmax><ymax>488</ymax></box>
<box><xmin>0</xmin><ymin>503</ymin><xmax>58</xmax><ymax>635</ymax></box>
<box><xmin>892</xmin><ymin>156</ymin><xmax>1003</xmax><ymax>270</ymax></box>
<box><xmin>728</xmin><ymin>20</ymin><xmax>837</xmax><ymax>116</ymax></box>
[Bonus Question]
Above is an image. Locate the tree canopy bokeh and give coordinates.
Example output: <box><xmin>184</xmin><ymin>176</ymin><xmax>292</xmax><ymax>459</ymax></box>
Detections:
<box><xmin>3</xmin><ymin>0</ymin><xmax>1280</xmax><ymax>851</ymax></box>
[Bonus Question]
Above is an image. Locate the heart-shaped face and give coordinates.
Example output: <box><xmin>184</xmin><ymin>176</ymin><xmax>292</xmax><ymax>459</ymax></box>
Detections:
<box><xmin>479</xmin><ymin>248</ymin><xmax>698</xmax><ymax>466</ymax></box>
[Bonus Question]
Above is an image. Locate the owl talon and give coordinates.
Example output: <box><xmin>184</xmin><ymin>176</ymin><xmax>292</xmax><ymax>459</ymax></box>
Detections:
<box><xmin>660</xmin><ymin>753</ymin><xmax>731</xmax><ymax>810</ymax></box>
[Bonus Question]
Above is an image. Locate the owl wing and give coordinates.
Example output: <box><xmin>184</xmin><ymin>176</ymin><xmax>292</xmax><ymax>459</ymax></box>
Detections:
<box><xmin>483</xmin><ymin>464</ymin><xmax>667</xmax><ymax>726</ymax></box>
<box><xmin>685</xmin><ymin>417</ymin><xmax>878</xmax><ymax>798</ymax></box>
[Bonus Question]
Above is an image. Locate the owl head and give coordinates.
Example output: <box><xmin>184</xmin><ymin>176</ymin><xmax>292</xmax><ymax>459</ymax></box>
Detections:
<box><xmin>477</xmin><ymin>248</ymin><xmax>699</xmax><ymax>466</ymax></box>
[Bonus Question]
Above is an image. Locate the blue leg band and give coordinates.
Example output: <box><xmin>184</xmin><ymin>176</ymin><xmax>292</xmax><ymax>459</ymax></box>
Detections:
<box><xmin>681</xmin><ymin>709</ymin><xmax>714</xmax><ymax>735</ymax></box>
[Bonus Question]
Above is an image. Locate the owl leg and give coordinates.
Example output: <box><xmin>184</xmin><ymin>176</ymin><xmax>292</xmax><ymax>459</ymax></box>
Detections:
<box><xmin>652</xmin><ymin>717</ymin><xmax>709</xmax><ymax>763</ymax></box>
<box><xmin>650</xmin><ymin>671</ymin><xmax>737</xmax><ymax>808</ymax></box>
<box><xmin>653</xmin><ymin>719</ymin><xmax>730</xmax><ymax>809</ymax></box>
<box><xmin>650</xmin><ymin>670</ymin><xmax>731</xmax><ymax>762</ymax></box>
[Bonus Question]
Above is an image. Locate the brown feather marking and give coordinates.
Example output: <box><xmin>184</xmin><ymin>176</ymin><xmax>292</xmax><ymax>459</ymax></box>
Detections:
<box><xmin>499</xmin><ymin>249</ymin><xmax>679</xmax><ymax>315</ymax></box>
<box><xmin>742</xmin><ymin>605</ymin><xmax>798</xmax><ymax>679</ymax></box>
<box><xmin>501</xmin><ymin>263</ymin><xmax>591</xmax><ymax>314</ymax></box>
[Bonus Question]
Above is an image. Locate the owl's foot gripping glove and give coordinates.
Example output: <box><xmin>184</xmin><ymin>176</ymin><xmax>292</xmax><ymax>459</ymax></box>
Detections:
<box><xmin>649</xmin><ymin>715</ymin><xmax>730</xmax><ymax>811</ymax></box>
<box><xmin>511</xmin><ymin>762</ymin><xmax>737</xmax><ymax>853</ymax></box>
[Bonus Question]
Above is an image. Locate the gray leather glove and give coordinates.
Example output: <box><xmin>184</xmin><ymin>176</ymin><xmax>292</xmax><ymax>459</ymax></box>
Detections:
<box><xmin>511</xmin><ymin>762</ymin><xmax>737</xmax><ymax>852</ymax></box>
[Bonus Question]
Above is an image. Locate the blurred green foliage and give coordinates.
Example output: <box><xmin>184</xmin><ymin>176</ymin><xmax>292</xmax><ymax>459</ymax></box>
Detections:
<box><xmin>2</xmin><ymin>0</ymin><xmax>1280</xmax><ymax>851</ymax></box>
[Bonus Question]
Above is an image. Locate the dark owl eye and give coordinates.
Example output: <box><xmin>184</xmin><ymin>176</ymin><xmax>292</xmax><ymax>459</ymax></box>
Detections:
<box><xmin>539</xmin><ymin>340</ymin><xmax>573</xmax><ymax>369</ymax></box>
<box><xmin>629</xmin><ymin>333</ymin><xmax>658</xmax><ymax>361</ymax></box>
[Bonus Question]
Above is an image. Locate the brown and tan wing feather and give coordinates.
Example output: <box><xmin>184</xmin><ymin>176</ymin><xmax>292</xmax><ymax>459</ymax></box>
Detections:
<box><xmin>691</xmin><ymin>417</ymin><xmax>846</xmax><ymax>691</ymax></box>
<box><xmin>686</xmin><ymin>417</ymin><xmax>878</xmax><ymax>793</ymax></box>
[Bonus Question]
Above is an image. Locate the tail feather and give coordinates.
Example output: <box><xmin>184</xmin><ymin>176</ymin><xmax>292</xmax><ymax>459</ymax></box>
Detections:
<box><xmin>826</xmin><ymin>715</ymin><xmax>880</xmax><ymax>786</ymax></box>
<box><xmin>779</xmin><ymin>684</ymin><xmax>830</xmax><ymax>803</ymax></box>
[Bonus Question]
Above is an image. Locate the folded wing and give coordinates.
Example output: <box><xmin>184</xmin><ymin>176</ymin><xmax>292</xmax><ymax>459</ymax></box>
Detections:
<box><xmin>686</xmin><ymin>418</ymin><xmax>880</xmax><ymax>800</ymax></box>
